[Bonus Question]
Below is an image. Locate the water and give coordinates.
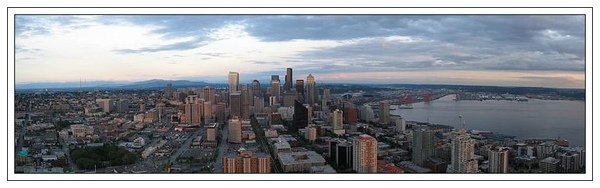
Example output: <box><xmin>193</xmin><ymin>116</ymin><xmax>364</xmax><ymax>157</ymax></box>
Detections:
<box><xmin>391</xmin><ymin>95</ymin><xmax>586</xmax><ymax>147</ymax></box>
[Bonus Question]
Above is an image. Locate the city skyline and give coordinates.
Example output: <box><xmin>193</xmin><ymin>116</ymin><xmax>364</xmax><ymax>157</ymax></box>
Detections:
<box><xmin>15</xmin><ymin>15</ymin><xmax>585</xmax><ymax>89</ymax></box>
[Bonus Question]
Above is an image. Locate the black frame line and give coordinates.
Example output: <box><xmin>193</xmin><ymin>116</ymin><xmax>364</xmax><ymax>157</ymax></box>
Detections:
<box><xmin>6</xmin><ymin>6</ymin><xmax>594</xmax><ymax>181</ymax></box>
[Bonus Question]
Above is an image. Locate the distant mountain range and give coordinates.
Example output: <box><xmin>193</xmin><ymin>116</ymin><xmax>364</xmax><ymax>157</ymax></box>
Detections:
<box><xmin>16</xmin><ymin>79</ymin><xmax>210</xmax><ymax>90</ymax></box>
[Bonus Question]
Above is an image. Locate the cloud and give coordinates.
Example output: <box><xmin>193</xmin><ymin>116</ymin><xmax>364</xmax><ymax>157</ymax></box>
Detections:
<box><xmin>14</xmin><ymin>15</ymin><xmax>585</xmax><ymax>88</ymax></box>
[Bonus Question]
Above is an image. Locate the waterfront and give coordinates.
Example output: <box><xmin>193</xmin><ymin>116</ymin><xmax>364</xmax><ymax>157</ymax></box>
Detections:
<box><xmin>391</xmin><ymin>95</ymin><xmax>586</xmax><ymax>147</ymax></box>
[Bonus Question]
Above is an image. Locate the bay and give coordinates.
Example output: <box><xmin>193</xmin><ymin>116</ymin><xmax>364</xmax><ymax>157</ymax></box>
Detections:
<box><xmin>390</xmin><ymin>95</ymin><xmax>586</xmax><ymax>147</ymax></box>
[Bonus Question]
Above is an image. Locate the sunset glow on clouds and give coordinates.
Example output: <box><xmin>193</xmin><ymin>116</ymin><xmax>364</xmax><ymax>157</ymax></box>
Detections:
<box><xmin>15</xmin><ymin>15</ymin><xmax>585</xmax><ymax>88</ymax></box>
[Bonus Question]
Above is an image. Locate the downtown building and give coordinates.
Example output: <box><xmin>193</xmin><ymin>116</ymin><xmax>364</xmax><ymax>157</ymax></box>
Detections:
<box><xmin>488</xmin><ymin>147</ymin><xmax>510</xmax><ymax>173</ymax></box>
<box><xmin>447</xmin><ymin>129</ymin><xmax>478</xmax><ymax>173</ymax></box>
<box><xmin>223</xmin><ymin>149</ymin><xmax>271</xmax><ymax>173</ymax></box>
<box><xmin>353</xmin><ymin>134</ymin><xmax>378</xmax><ymax>173</ymax></box>
<box><xmin>412</xmin><ymin>128</ymin><xmax>435</xmax><ymax>166</ymax></box>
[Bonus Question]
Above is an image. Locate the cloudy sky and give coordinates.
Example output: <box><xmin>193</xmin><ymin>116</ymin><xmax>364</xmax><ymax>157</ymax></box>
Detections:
<box><xmin>15</xmin><ymin>15</ymin><xmax>585</xmax><ymax>88</ymax></box>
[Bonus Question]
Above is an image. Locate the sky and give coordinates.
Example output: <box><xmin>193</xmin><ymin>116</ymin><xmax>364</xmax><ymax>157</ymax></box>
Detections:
<box><xmin>15</xmin><ymin>15</ymin><xmax>585</xmax><ymax>88</ymax></box>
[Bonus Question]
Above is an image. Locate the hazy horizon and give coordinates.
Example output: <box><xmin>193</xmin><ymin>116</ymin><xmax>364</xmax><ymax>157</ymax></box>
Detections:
<box><xmin>16</xmin><ymin>15</ymin><xmax>585</xmax><ymax>89</ymax></box>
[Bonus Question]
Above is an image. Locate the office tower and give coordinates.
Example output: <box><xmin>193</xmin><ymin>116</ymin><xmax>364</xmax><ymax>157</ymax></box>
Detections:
<box><xmin>269</xmin><ymin>96</ymin><xmax>278</xmax><ymax>106</ymax></box>
<box><xmin>271</xmin><ymin>75</ymin><xmax>279</xmax><ymax>82</ymax></box>
<box><xmin>156</xmin><ymin>102</ymin><xmax>165</xmax><ymax>121</ymax></box>
<box><xmin>447</xmin><ymin>129</ymin><xmax>478</xmax><ymax>173</ymax></box>
<box><xmin>359</xmin><ymin>104</ymin><xmax>375</xmax><ymax>122</ymax></box>
<box><xmin>116</xmin><ymin>99</ymin><xmax>129</xmax><ymax>113</ymax></box>
<box><xmin>306</xmin><ymin>74</ymin><xmax>317</xmax><ymax>106</ymax></box>
<box><xmin>228</xmin><ymin>72</ymin><xmax>239</xmax><ymax>93</ymax></box>
<box><xmin>393</xmin><ymin>116</ymin><xmax>406</xmax><ymax>133</ymax></box>
<box><xmin>223</xmin><ymin>150</ymin><xmax>271</xmax><ymax>173</ymax></box>
<box><xmin>241</xmin><ymin>85</ymin><xmax>250</xmax><ymax>120</ymax></box>
<box><xmin>252</xmin><ymin>79</ymin><xmax>262</xmax><ymax>96</ymax></box>
<box><xmin>165</xmin><ymin>83</ymin><xmax>173</xmax><ymax>99</ymax></box>
<box><xmin>560</xmin><ymin>152</ymin><xmax>582</xmax><ymax>172</ymax></box>
<box><xmin>412</xmin><ymin>128</ymin><xmax>435</xmax><ymax>166</ymax></box>
<box><xmin>206</xmin><ymin>123</ymin><xmax>217</xmax><ymax>142</ymax></box>
<box><xmin>489</xmin><ymin>147</ymin><xmax>510</xmax><ymax>173</ymax></box>
<box><xmin>285</xmin><ymin>68</ymin><xmax>293</xmax><ymax>92</ymax></box>
<box><xmin>203</xmin><ymin>101</ymin><xmax>213</xmax><ymax>122</ymax></box>
<box><xmin>336</xmin><ymin>141</ymin><xmax>354</xmax><ymax>171</ymax></box>
<box><xmin>253</xmin><ymin>96</ymin><xmax>264</xmax><ymax>114</ymax></box>
<box><xmin>203</xmin><ymin>86</ymin><xmax>216</xmax><ymax>104</ymax></box>
<box><xmin>96</xmin><ymin>99</ymin><xmax>114</xmax><ymax>113</ymax></box>
<box><xmin>296</xmin><ymin>79</ymin><xmax>304</xmax><ymax>95</ymax></box>
<box><xmin>183</xmin><ymin>95</ymin><xmax>203</xmax><ymax>124</ymax></box>
<box><xmin>228</xmin><ymin>118</ymin><xmax>242</xmax><ymax>143</ymax></box>
<box><xmin>353</xmin><ymin>134</ymin><xmax>378</xmax><ymax>173</ymax></box>
<box><xmin>229</xmin><ymin>92</ymin><xmax>241</xmax><ymax>118</ymax></box>
<box><xmin>333</xmin><ymin>109</ymin><xmax>344</xmax><ymax>135</ymax></box>
<box><xmin>344</xmin><ymin>107</ymin><xmax>358</xmax><ymax>125</ymax></box>
<box><xmin>270</xmin><ymin>79</ymin><xmax>281</xmax><ymax>102</ymax></box>
<box><xmin>539</xmin><ymin>157</ymin><xmax>560</xmax><ymax>173</ymax></box>
<box><xmin>304</xmin><ymin>125</ymin><xmax>317</xmax><ymax>142</ymax></box>
<box><xmin>322</xmin><ymin>88</ymin><xmax>331</xmax><ymax>102</ymax></box>
<box><xmin>379</xmin><ymin>101</ymin><xmax>391</xmax><ymax>124</ymax></box>
<box><xmin>283</xmin><ymin>91</ymin><xmax>297</xmax><ymax>107</ymax></box>
<box><xmin>215</xmin><ymin>102</ymin><xmax>227</xmax><ymax>122</ymax></box>
<box><xmin>293</xmin><ymin>100</ymin><xmax>308</xmax><ymax>132</ymax></box>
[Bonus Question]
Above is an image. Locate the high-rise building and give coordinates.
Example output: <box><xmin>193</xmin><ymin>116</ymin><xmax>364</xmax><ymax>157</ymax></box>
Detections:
<box><xmin>393</xmin><ymin>116</ymin><xmax>407</xmax><ymax>133</ymax></box>
<box><xmin>182</xmin><ymin>95</ymin><xmax>203</xmax><ymax>124</ymax></box>
<box><xmin>203</xmin><ymin>101</ymin><xmax>213</xmax><ymax>122</ymax></box>
<box><xmin>359</xmin><ymin>104</ymin><xmax>375</xmax><ymax>122</ymax></box>
<box><xmin>95</xmin><ymin>99</ymin><xmax>114</xmax><ymax>113</ymax></box>
<box><xmin>539</xmin><ymin>157</ymin><xmax>560</xmax><ymax>173</ymax></box>
<box><xmin>223</xmin><ymin>149</ymin><xmax>271</xmax><ymax>173</ymax></box>
<box><xmin>304</xmin><ymin>125</ymin><xmax>317</xmax><ymax>142</ymax></box>
<box><xmin>353</xmin><ymin>134</ymin><xmax>378</xmax><ymax>173</ymax></box>
<box><xmin>296</xmin><ymin>79</ymin><xmax>304</xmax><ymax>95</ymax></box>
<box><xmin>270</xmin><ymin>79</ymin><xmax>281</xmax><ymax>103</ymax></box>
<box><xmin>322</xmin><ymin>88</ymin><xmax>331</xmax><ymax>102</ymax></box>
<box><xmin>228</xmin><ymin>118</ymin><xmax>242</xmax><ymax>143</ymax></box>
<box><xmin>282</xmin><ymin>91</ymin><xmax>297</xmax><ymax>107</ymax></box>
<box><xmin>206</xmin><ymin>123</ymin><xmax>217</xmax><ymax>142</ymax></box>
<box><xmin>447</xmin><ymin>129</ymin><xmax>478</xmax><ymax>173</ymax></box>
<box><xmin>489</xmin><ymin>147</ymin><xmax>510</xmax><ymax>173</ymax></box>
<box><xmin>229</xmin><ymin>92</ymin><xmax>241</xmax><ymax>118</ymax></box>
<box><xmin>329</xmin><ymin>138</ymin><xmax>353</xmax><ymax>171</ymax></box>
<box><xmin>412</xmin><ymin>128</ymin><xmax>435</xmax><ymax>166</ymax></box>
<box><xmin>293</xmin><ymin>100</ymin><xmax>308</xmax><ymax>132</ymax></box>
<box><xmin>560</xmin><ymin>152</ymin><xmax>582</xmax><ymax>173</ymax></box>
<box><xmin>344</xmin><ymin>107</ymin><xmax>358</xmax><ymax>125</ymax></box>
<box><xmin>379</xmin><ymin>101</ymin><xmax>391</xmax><ymax>124</ymax></box>
<box><xmin>253</xmin><ymin>96</ymin><xmax>264</xmax><ymax>114</ymax></box>
<box><xmin>306</xmin><ymin>74</ymin><xmax>317</xmax><ymax>106</ymax></box>
<box><xmin>285</xmin><ymin>68</ymin><xmax>293</xmax><ymax>92</ymax></box>
<box><xmin>165</xmin><ymin>83</ymin><xmax>173</xmax><ymax>99</ymax></box>
<box><xmin>271</xmin><ymin>75</ymin><xmax>279</xmax><ymax>82</ymax></box>
<box><xmin>241</xmin><ymin>85</ymin><xmax>250</xmax><ymax>120</ymax></box>
<box><xmin>228</xmin><ymin>72</ymin><xmax>239</xmax><ymax>93</ymax></box>
<box><xmin>203</xmin><ymin>86</ymin><xmax>216</xmax><ymax>104</ymax></box>
<box><xmin>252</xmin><ymin>80</ymin><xmax>262</xmax><ymax>98</ymax></box>
<box><xmin>333</xmin><ymin>109</ymin><xmax>344</xmax><ymax>135</ymax></box>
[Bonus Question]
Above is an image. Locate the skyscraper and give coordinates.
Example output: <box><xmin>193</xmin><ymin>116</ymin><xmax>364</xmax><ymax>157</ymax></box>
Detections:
<box><xmin>284</xmin><ymin>68</ymin><xmax>293</xmax><ymax>92</ymax></box>
<box><xmin>353</xmin><ymin>134</ymin><xmax>378</xmax><ymax>173</ymax></box>
<box><xmin>229</xmin><ymin>92</ymin><xmax>241</xmax><ymax>118</ymax></box>
<box><xmin>379</xmin><ymin>101</ymin><xmax>391</xmax><ymax>124</ymax></box>
<box><xmin>489</xmin><ymin>147</ymin><xmax>510</xmax><ymax>173</ymax></box>
<box><xmin>270</xmin><ymin>79</ymin><xmax>281</xmax><ymax>103</ymax></box>
<box><xmin>295</xmin><ymin>79</ymin><xmax>305</xmax><ymax>103</ymax></box>
<box><xmin>182</xmin><ymin>95</ymin><xmax>203</xmax><ymax>124</ymax></box>
<box><xmin>240</xmin><ymin>85</ymin><xmax>250</xmax><ymax>120</ymax></box>
<box><xmin>306</xmin><ymin>74</ymin><xmax>317</xmax><ymax>106</ymax></box>
<box><xmin>293</xmin><ymin>100</ymin><xmax>308</xmax><ymax>132</ymax></box>
<box><xmin>228</xmin><ymin>72</ymin><xmax>239</xmax><ymax>93</ymax></box>
<box><xmin>228</xmin><ymin>118</ymin><xmax>242</xmax><ymax>144</ymax></box>
<box><xmin>333</xmin><ymin>109</ymin><xmax>344</xmax><ymax>135</ymax></box>
<box><xmin>447</xmin><ymin>129</ymin><xmax>478</xmax><ymax>173</ymax></box>
<box><xmin>203</xmin><ymin>86</ymin><xmax>216</xmax><ymax>104</ymax></box>
<box><xmin>165</xmin><ymin>83</ymin><xmax>173</xmax><ymax>99</ymax></box>
<box><xmin>412</xmin><ymin>128</ymin><xmax>435</xmax><ymax>166</ymax></box>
